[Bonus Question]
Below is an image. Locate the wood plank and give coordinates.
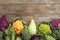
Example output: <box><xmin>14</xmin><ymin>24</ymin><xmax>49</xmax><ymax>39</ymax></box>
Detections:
<box><xmin>0</xmin><ymin>4</ymin><xmax>60</xmax><ymax>14</ymax></box>
<box><xmin>0</xmin><ymin>0</ymin><xmax>60</xmax><ymax>4</ymax></box>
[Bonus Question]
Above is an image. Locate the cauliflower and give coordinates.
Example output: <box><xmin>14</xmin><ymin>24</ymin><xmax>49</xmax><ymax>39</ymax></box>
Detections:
<box><xmin>12</xmin><ymin>20</ymin><xmax>24</xmax><ymax>35</ymax></box>
<box><xmin>28</xmin><ymin>19</ymin><xmax>37</xmax><ymax>35</ymax></box>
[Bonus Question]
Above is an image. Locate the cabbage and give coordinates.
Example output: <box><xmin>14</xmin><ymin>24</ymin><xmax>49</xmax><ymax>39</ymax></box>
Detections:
<box><xmin>38</xmin><ymin>22</ymin><xmax>52</xmax><ymax>35</ymax></box>
<box><xmin>51</xmin><ymin>24</ymin><xmax>60</xmax><ymax>40</ymax></box>
<box><xmin>50</xmin><ymin>19</ymin><xmax>60</xmax><ymax>30</ymax></box>
<box><xmin>30</xmin><ymin>35</ymin><xmax>40</xmax><ymax>40</ymax></box>
<box><xmin>0</xmin><ymin>16</ymin><xmax>9</xmax><ymax>31</ymax></box>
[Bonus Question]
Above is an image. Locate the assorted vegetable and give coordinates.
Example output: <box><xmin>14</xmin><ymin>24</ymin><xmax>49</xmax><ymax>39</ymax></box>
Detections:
<box><xmin>0</xmin><ymin>16</ymin><xmax>60</xmax><ymax>40</ymax></box>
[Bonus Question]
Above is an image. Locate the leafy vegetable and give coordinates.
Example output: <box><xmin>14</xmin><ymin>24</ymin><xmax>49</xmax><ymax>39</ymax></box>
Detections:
<box><xmin>50</xmin><ymin>19</ymin><xmax>60</xmax><ymax>30</ymax></box>
<box><xmin>51</xmin><ymin>24</ymin><xmax>60</xmax><ymax>40</ymax></box>
<box><xmin>4</xmin><ymin>24</ymin><xmax>16</xmax><ymax>40</ymax></box>
<box><xmin>0</xmin><ymin>31</ymin><xmax>3</xmax><ymax>40</ymax></box>
<box><xmin>45</xmin><ymin>35</ymin><xmax>55</xmax><ymax>40</ymax></box>
<box><xmin>21</xmin><ymin>24</ymin><xmax>31</xmax><ymax>40</ymax></box>
<box><xmin>38</xmin><ymin>22</ymin><xmax>52</xmax><ymax>35</ymax></box>
<box><xmin>30</xmin><ymin>35</ymin><xmax>40</xmax><ymax>40</ymax></box>
<box><xmin>0</xmin><ymin>16</ymin><xmax>9</xmax><ymax>31</ymax></box>
<box><xmin>28</xmin><ymin>19</ymin><xmax>37</xmax><ymax>35</ymax></box>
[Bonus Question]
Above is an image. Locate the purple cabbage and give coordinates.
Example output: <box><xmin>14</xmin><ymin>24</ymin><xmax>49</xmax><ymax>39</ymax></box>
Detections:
<box><xmin>50</xmin><ymin>19</ymin><xmax>60</xmax><ymax>30</ymax></box>
<box><xmin>0</xmin><ymin>16</ymin><xmax>9</xmax><ymax>31</ymax></box>
<box><xmin>30</xmin><ymin>35</ymin><xmax>40</xmax><ymax>40</ymax></box>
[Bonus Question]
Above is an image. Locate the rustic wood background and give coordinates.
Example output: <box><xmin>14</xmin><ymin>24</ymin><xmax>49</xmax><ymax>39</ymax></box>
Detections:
<box><xmin>0</xmin><ymin>0</ymin><xmax>60</xmax><ymax>25</ymax></box>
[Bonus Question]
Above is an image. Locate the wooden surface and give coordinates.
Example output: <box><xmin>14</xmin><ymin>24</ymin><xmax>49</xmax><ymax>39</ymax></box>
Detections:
<box><xmin>0</xmin><ymin>0</ymin><xmax>60</xmax><ymax>25</ymax></box>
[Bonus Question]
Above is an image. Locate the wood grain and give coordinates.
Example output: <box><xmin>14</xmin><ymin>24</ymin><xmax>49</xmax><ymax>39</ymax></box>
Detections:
<box><xmin>0</xmin><ymin>0</ymin><xmax>60</xmax><ymax>4</ymax></box>
<box><xmin>0</xmin><ymin>0</ymin><xmax>60</xmax><ymax>25</ymax></box>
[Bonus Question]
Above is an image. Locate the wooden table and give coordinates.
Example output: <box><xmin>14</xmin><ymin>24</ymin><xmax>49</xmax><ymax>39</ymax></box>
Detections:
<box><xmin>0</xmin><ymin>0</ymin><xmax>60</xmax><ymax>25</ymax></box>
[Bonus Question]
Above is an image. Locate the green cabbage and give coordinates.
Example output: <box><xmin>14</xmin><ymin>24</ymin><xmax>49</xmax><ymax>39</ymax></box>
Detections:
<box><xmin>38</xmin><ymin>22</ymin><xmax>52</xmax><ymax>35</ymax></box>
